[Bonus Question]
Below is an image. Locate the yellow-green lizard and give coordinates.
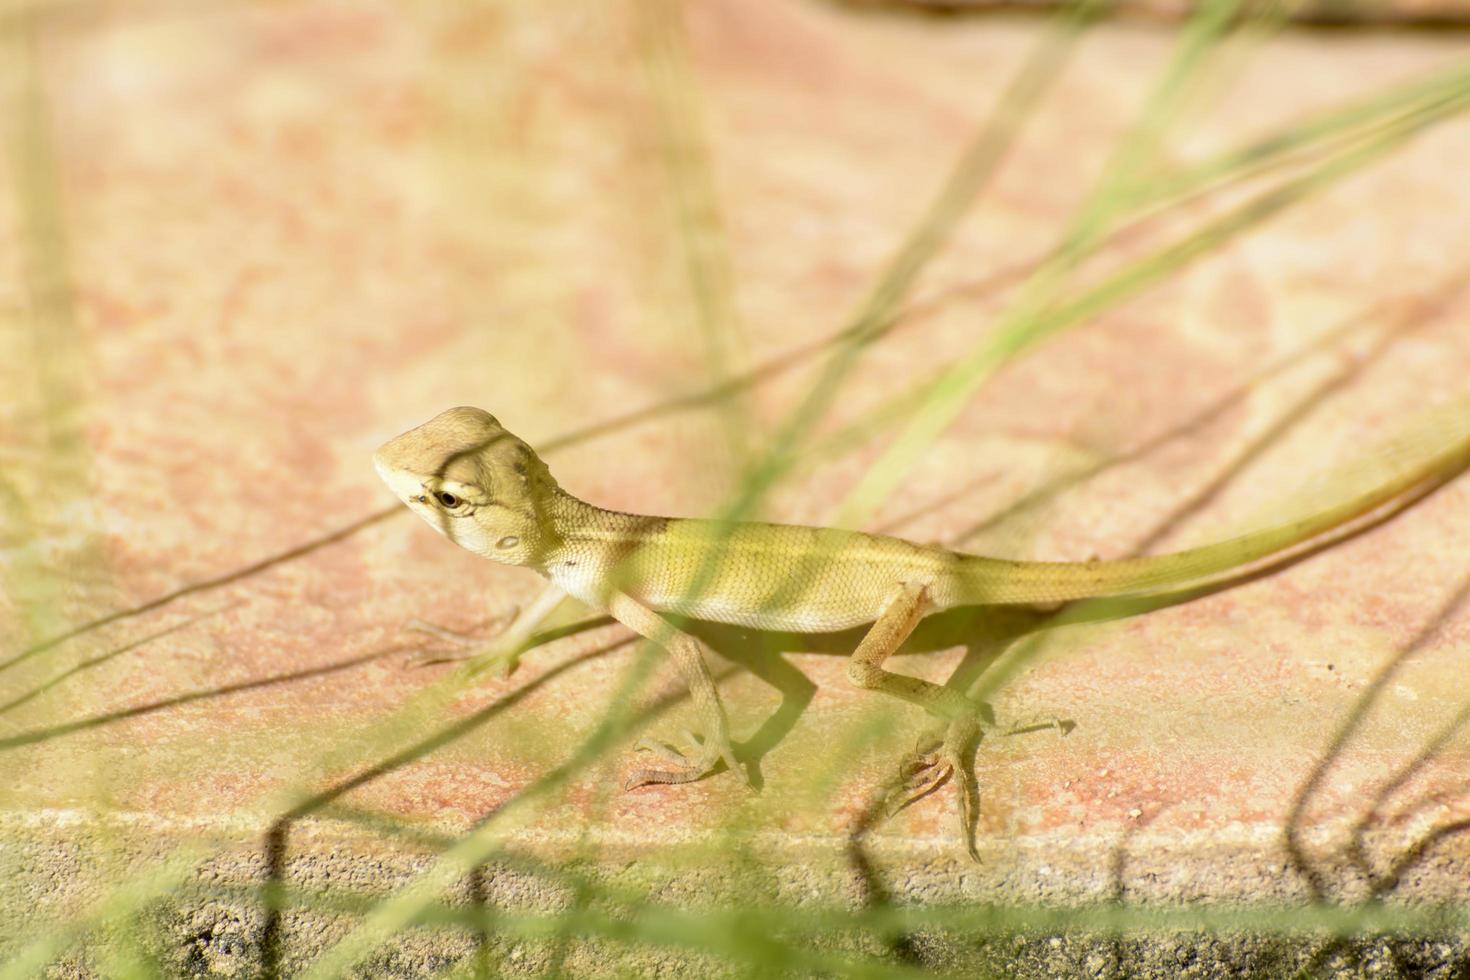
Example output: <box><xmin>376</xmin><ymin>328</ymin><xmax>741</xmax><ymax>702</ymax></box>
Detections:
<box><xmin>375</xmin><ymin>405</ymin><xmax>1470</xmax><ymax>855</ymax></box>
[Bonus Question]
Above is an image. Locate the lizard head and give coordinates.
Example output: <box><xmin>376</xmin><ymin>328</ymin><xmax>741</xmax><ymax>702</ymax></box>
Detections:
<box><xmin>374</xmin><ymin>406</ymin><xmax>562</xmax><ymax>568</ymax></box>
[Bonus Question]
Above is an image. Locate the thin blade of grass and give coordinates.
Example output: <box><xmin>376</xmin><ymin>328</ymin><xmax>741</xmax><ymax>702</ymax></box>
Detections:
<box><xmin>635</xmin><ymin>0</ymin><xmax>754</xmax><ymax>461</ymax></box>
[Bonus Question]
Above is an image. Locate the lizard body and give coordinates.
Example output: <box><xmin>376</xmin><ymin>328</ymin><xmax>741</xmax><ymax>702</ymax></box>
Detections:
<box><xmin>375</xmin><ymin>405</ymin><xmax>1470</xmax><ymax>857</ymax></box>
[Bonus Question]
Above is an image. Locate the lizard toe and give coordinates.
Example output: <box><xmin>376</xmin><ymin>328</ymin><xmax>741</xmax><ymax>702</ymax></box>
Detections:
<box><xmin>954</xmin><ymin>761</ymin><xmax>981</xmax><ymax>863</ymax></box>
<box><xmin>886</xmin><ymin>763</ymin><xmax>953</xmax><ymax>816</ymax></box>
<box><xmin>623</xmin><ymin>752</ymin><xmax>720</xmax><ymax>790</ymax></box>
<box><xmin>632</xmin><ymin>736</ymin><xmax>690</xmax><ymax>765</ymax></box>
<box><xmin>623</xmin><ymin>729</ymin><xmax>738</xmax><ymax>790</ymax></box>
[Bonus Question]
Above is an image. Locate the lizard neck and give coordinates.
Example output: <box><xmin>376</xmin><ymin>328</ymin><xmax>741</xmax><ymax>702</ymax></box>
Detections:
<box><xmin>539</xmin><ymin>489</ymin><xmax>615</xmax><ymax>566</ymax></box>
<box><xmin>544</xmin><ymin>488</ymin><xmax>598</xmax><ymax>539</ymax></box>
<box><xmin>538</xmin><ymin>489</ymin><xmax>669</xmax><ymax>582</ymax></box>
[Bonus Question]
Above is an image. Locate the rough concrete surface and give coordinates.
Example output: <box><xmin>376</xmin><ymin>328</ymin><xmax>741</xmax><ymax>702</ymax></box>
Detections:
<box><xmin>3</xmin><ymin>0</ymin><xmax>1470</xmax><ymax>975</ymax></box>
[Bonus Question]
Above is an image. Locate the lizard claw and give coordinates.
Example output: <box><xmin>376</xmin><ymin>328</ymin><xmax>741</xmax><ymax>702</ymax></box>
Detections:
<box><xmin>887</xmin><ymin>758</ymin><xmax>952</xmax><ymax>816</ymax></box>
<box><xmin>894</xmin><ymin>708</ymin><xmax>1068</xmax><ymax>859</ymax></box>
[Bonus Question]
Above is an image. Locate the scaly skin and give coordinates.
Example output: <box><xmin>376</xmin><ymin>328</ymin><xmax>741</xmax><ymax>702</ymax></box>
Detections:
<box><xmin>375</xmin><ymin>405</ymin><xmax>1470</xmax><ymax>859</ymax></box>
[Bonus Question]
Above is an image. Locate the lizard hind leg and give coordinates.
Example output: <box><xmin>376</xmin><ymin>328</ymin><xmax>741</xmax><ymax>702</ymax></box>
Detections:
<box><xmin>844</xmin><ymin>581</ymin><xmax>995</xmax><ymax>860</ymax></box>
<box><xmin>887</xmin><ymin>735</ymin><xmax>951</xmax><ymax>812</ymax></box>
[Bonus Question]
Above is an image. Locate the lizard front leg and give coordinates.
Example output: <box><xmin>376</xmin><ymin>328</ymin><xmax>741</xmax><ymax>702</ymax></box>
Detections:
<box><xmin>401</xmin><ymin>583</ymin><xmax>570</xmax><ymax>678</ymax></box>
<box><xmin>607</xmin><ymin>591</ymin><xmax>746</xmax><ymax>789</ymax></box>
<box><xmin>846</xmin><ymin>581</ymin><xmax>988</xmax><ymax>860</ymax></box>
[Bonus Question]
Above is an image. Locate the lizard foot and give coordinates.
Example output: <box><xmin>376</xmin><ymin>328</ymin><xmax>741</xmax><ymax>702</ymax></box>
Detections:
<box><xmin>887</xmin><ymin>732</ymin><xmax>950</xmax><ymax>811</ymax></box>
<box><xmin>887</xmin><ymin>708</ymin><xmax>1075</xmax><ymax>861</ymax></box>
<box><xmin>399</xmin><ymin>607</ymin><xmax>522</xmax><ymax>676</ymax></box>
<box><xmin>887</xmin><ymin>717</ymin><xmax>983</xmax><ymax>862</ymax></box>
<box><xmin>624</xmin><ymin>730</ymin><xmax>744</xmax><ymax>790</ymax></box>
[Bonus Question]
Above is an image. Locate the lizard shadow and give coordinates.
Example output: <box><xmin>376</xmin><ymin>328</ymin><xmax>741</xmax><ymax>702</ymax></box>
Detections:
<box><xmin>693</xmin><ymin>598</ymin><xmax>1177</xmax><ymax>966</ymax></box>
<box><xmin>686</xmin><ymin>604</ymin><xmax>1048</xmax><ymax>791</ymax></box>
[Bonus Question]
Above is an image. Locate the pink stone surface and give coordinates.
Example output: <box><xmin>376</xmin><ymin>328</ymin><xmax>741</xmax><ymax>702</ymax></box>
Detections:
<box><xmin>3</xmin><ymin>0</ymin><xmax>1470</xmax><ymax>930</ymax></box>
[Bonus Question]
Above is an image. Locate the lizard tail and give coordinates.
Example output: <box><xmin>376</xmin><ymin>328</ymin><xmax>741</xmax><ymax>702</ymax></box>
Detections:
<box><xmin>953</xmin><ymin>403</ymin><xmax>1470</xmax><ymax>606</ymax></box>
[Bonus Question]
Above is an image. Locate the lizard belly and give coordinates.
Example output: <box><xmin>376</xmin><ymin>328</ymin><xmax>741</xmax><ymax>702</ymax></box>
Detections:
<box><xmin>652</xmin><ymin>590</ymin><xmax>880</xmax><ymax>633</ymax></box>
<box><xmin>547</xmin><ymin>558</ymin><xmax>878</xmax><ymax>630</ymax></box>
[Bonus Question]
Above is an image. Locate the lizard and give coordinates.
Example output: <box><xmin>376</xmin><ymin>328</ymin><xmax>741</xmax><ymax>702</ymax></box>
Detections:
<box><xmin>374</xmin><ymin>404</ymin><xmax>1470</xmax><ymax>857</ymax></box>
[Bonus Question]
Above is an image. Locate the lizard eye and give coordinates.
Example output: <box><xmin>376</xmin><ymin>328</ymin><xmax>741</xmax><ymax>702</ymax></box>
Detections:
<box><xmin>435</xmin><ymin>491</ymin><xmax>460</xmax><ymax>508</ymax></box>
